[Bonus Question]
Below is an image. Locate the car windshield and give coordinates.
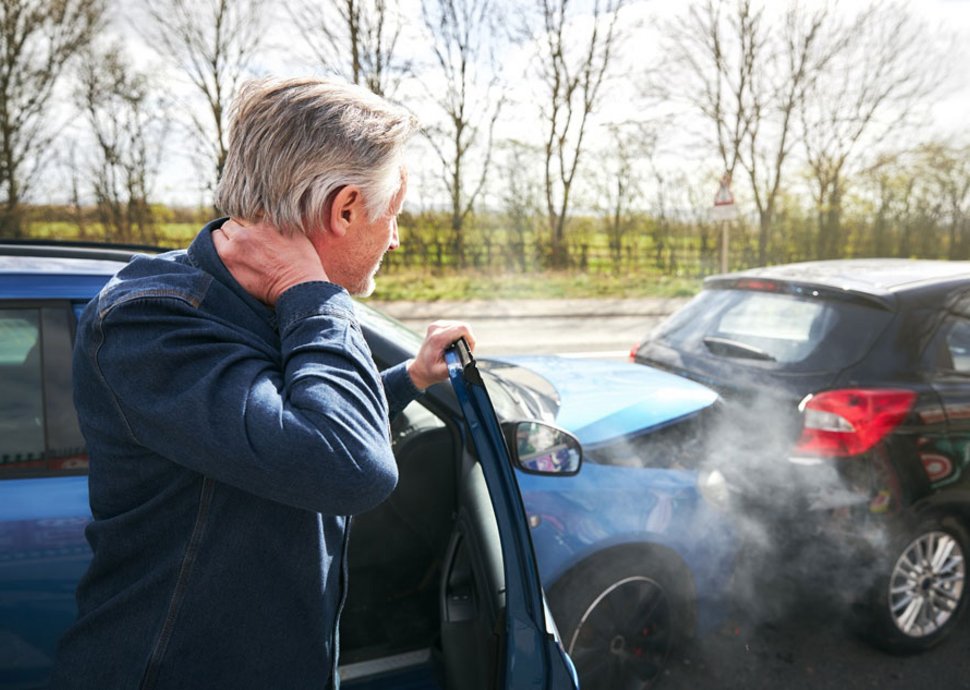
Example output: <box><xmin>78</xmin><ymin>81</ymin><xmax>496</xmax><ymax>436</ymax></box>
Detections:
<box><xmin>353</xmin><ymin>300</ymin><xmax>557</xmax><ymax>422</ymax></box>
<box><xmin>652</xmin><ymin>287</ymin><xmax>894</xmax><ymax>371</ymax></box>
<box><xmin>477</xmin><ymin>360</ymin><xmax>560</xmax><ymax>422</ymax></box>
<box><xmin>354</xmin><ymin>300</ymin><xmax>425</xmax><ymax>353</ymax></box>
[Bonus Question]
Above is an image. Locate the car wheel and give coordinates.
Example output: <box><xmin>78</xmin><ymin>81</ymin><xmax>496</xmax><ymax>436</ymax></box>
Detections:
<box><xmin>548</xmin><ymin>548</ymin><xmax>693</xmax><ymax>690</ymax></box>
<box><xmin>862</xmin><ymin>517</ymin><xmax>969</xmax><ymax>654</ymax></box>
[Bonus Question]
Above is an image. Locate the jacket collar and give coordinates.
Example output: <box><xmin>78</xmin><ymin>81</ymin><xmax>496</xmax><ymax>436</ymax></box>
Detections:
<box><xmin>186</xmin><ymin>217</ymin><xmax>278</xmax><ymax>328</ymax></box>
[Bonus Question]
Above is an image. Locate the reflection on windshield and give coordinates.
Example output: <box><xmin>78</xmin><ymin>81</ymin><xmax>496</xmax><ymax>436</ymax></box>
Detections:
<box><xmin>478</xmin><ymin>361</ymin><xmax>560</xmax><ymax>423</ymax></box>
<box><xmin>353</xmin><ymin>300</ymin><xmax>424</xmax><ymax>354</ymax></box>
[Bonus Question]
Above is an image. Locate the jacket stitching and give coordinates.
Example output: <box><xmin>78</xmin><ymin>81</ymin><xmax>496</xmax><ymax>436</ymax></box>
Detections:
<box><xmin>100</xmin><ymin>283</ymin><xmax>210</xmax><ymax>319</ymax></box>
<box><xmin>139</xmin><ymin>477</ymin><xmax>215</xmax><ymax>690</ymax></box>
<box><xmin>279</xmin><ymin>306</ymin><xmax>356</xmax><ymax>337</ymax></box>
<box><xmin>94</xmin><ymin>288</ymin><xmax>211</xmax><ymax>446</ymax></box>
<box><xmin>89</xmin><ymin>314</ymin><xmax>140</xmax><ymax>444</ymax></box>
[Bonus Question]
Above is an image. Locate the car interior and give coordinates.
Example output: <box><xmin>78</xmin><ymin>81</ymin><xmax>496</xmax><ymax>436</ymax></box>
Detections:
<box><xmin>340</xmin><ymin>394</ymin><xmax>508</xmax><ymax>689</ymax></box>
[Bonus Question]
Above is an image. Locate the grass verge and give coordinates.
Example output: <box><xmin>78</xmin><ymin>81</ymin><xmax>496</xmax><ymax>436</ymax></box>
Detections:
<box><xmin>366</xmin><ymin>270</ymin><xmax>702</xmax><ymax>301</ymax></box>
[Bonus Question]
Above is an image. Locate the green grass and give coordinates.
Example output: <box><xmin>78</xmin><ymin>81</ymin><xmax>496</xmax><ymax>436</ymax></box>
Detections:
<box><xmin>366</xmin><ymin>269</ymin><xmax>702</xmax><ymax>301</ymax></box>
<box><xmin>23</xmin><ymin>221</ymin><xmax>703</xmax><ymax>301</ymax></box>
<box><xmin>24</xmin><ymin>221</ymin><xmax>198</xmax><ymax>248</ymax></box>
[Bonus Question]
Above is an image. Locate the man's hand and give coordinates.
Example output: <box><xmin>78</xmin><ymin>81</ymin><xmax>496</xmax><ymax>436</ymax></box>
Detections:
<box><xmin>213</xmin><ymin>219</ymin><xmax>329</xmax><ymax>306</ymax></box>
<box><xmin>408</xmin><ymin>320</ymin><xmax>477</xmax><ymax>391</ymax></box>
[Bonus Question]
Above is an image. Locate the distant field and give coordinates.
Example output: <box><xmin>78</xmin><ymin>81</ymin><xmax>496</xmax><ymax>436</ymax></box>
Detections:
<box><xmin>26</xmin><ymin>222</ymin><xmax>198</xmax><ymax>248</ymax></box>
<box><xmin>22</xmin><ymin>220</ymin><xmax>703</xmax><ymax>301</ymax></box>
<box><xmin>367</xmin><ymin>270</ymin><xmax>702</xmax><ymax>301</ymax></box>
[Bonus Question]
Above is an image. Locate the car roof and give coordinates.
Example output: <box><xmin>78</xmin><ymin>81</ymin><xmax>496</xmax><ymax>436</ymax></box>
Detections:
<box><xmin>0</xmin><ymin>242</ymin><xmax>163</xmax><ymax>300</ymax></box>
<box><xmin>0</xmin><ymin>242</ymin><xmax>157</xmax><ymax>275</ymax></box>
<box><xmin>707</xmin><ymin>259</ymin><xmax>970</xmax><ymax>304</ymax></box>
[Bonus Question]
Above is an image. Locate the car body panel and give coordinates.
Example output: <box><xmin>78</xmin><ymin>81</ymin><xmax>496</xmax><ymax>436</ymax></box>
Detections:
<box><xmin>490</xmin><ymin>355</ymin><xmax>718</xmax><ymax>445</ymax></box>
<box><xmin>0</xmin><ymin>477</ymin><xmax>89</xmax><ymax>688</ymax></box>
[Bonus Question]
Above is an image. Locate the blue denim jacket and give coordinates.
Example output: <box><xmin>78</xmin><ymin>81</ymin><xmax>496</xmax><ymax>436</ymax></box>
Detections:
<box><xmin>50</xmin><ymin>220</ymin><xmax>418</xmax><ymax>690</ymax></box>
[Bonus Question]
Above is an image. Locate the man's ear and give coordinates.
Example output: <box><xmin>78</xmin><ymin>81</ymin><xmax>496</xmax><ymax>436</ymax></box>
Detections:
<box><xmin>328</xmin><ymin>186</ymin><xmax>363</xmax><ymax>238</ymax></box>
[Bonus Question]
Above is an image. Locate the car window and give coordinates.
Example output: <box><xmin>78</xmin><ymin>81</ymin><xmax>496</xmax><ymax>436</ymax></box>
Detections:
<box><xmin>719</xmin><ymin>293</ymin><xmax>825</xmax><ymax>348</ymax></box>
<box><xmin>946</xmin><ymin>319</ymin><xmax>970</xmax><ymax>373</ymax></box>
<box><xmin>0</xmin><ymin>304</ymin><xmax>88</xmax><ymax>477</ymax></box>
<box><xmin>0</xmin><ymin>308</ymin><xmax>45</xmax><ymax>464</ymax></box>
<box><xmin>651</xmin><ymin>287</ymin><xmax>892</xmax><ymax>371</ymax></box>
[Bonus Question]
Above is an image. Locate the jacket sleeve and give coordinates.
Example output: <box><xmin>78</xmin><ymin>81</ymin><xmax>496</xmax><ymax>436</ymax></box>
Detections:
<box><xmin>92</xmin><ymin>281</ymin><xmax>398</xmax><ymax>515</ymax></box>
<box><xmin>381</xmin><ymin>360</ymin><xmax>423</xmax><ymax>420</ymax></box>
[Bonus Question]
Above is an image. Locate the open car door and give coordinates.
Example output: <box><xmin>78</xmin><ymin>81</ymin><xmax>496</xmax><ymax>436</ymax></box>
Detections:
<box><xmin>438</xmin><ymin>339</ymin><xmax>579</xmax><ymax>690</ymax></box>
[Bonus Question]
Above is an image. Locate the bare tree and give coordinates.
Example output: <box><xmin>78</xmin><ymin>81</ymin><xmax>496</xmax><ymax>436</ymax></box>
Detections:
<box><xmin>496</xmin><ymin>139</ymin><xmax>544</xmax><ymax>272</ymax></box>
<box><xmin>533</xmin><ymin>0</ymin><xmax>624</xmax><ymax>267</ymax></box>
<box><xmin>593</xmin><ymin>122</ymin><xmax>656</xmax><ymax>272</ymax></box>
<box><xmin>419</xmin><ymin>0</ymin><xmax>505</xmax><ymax>266</ymax></box>
<box><xmin>144</xmin><ymin>0</ymin><xmax>266</xmax><ymax>198</ymax></box>
<box><xmin>76</xmin><ymin>44</ymin><xmax>169</xmax><ymax>244</ymax></box>
<box><xmin>663</xmin><ymin>0</ymin><xmax>840</xmax><ymax>265</ymax></box>
<box><xmin>925</xmin><ymin>143</ymin><xmax>970</xmax><ymax>260</ymax></box>
<box><xmin>0</xmin><ymin>0</ymin><xmax>103</xmax><ymax>237</ymax></box>
<box><xmin>287</xmin><ymin>0</ymin><xmax>408</xmax><ymax>97</ymax></box>
<box><xmin>800</xmin><ymin>2</ymin><xmax>946</xmax><ymax>259</ymax></box>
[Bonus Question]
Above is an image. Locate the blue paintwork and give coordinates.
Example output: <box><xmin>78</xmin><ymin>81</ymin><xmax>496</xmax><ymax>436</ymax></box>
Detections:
<box><xmin>0</xmin><ymin>477</ymin><xmax>91</xmax><ymax>687</ymax></box>
<box><xmin>0</xmin><ymin>273</ymin><xmax>115</xmax><ymax>300</ymax></box>
<box><xmin>491</xmin><ymin>355</ymin><xmax>718</xmax><ymax>444</ymax></box>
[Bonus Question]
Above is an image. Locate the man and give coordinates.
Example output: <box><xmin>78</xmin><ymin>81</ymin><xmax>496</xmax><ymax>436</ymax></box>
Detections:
<box><xmin>50</xmin><ymin>78</ymin><xmax>474</xmax><ymax>689</ymax></box>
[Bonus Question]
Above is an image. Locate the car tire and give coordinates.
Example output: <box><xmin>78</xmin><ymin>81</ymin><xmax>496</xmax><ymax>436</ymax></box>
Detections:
<box><xmin>860</xmin><ymin>516</ymin><xmax>969</xmax><ymax>654</ymax></box>
<box><xmin>548</xmin><ymin>547</ymin><xmax>694</xmax><ymax>690</ymax></box>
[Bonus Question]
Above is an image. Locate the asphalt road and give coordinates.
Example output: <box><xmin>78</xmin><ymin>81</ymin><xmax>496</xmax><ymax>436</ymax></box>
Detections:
<box><xmin>370</xmin><ymin>297</ymin><xmax>690</xmax><ymax>358</ymax></box>
<box><xmin>374</xmin><ymin>297</ymin><xmax>970</xmax><ymax>690</ymax></box>
<box><xmin>662</xmin><ymin>591</ymin><xmax>970</xmax><ymax>690</ymax></box>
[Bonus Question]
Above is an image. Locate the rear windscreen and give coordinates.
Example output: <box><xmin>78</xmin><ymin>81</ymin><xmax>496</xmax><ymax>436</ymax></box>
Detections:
<box><xmin>650</xmin><ymin>288</ymin><xmax>894</xmax><ymax>372</ymax></box>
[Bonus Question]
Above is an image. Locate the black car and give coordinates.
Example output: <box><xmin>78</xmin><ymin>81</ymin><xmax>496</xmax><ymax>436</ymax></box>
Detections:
<box><xmin>632</xmin><ymin>258</ymin><xmax>970</xmax><ymax>653</ymax></box>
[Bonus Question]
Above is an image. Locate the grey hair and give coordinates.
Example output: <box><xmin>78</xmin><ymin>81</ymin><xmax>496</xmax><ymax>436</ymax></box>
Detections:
<box><xmin>215</xmin><ymin>77</ymin><xmax>418</xmax><ymax>235</ymax></box>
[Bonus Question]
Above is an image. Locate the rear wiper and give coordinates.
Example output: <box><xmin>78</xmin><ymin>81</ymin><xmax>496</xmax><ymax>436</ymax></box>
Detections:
<box><xmin>702</xmin><ymin>336</ymin><xmax>776</xmax><ymax>361</ymax></box>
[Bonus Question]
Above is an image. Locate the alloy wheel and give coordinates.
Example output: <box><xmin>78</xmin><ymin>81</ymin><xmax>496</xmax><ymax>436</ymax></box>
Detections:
<box><xmin>888</xmin><ymin>530</ymin><xmax>966</xmax><ymax>637</ymax></box>
<box><xmin>566</xmin><ymin>575</ymin><xmax>672</xmax><ymax>690</ymax></box>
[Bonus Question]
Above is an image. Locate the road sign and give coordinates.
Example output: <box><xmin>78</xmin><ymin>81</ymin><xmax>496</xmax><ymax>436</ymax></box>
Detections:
<box><xmin>712</xmin><ymin>173</ymin><xmax>738</xmax><ymax>222</ymax></box>
<box><xmin>714</xmin><ymin>173</ymin><xmax>735</xmax><ymax>206</ymax></box>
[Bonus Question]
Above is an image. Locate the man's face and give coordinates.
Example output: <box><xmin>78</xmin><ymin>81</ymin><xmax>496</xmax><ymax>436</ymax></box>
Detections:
<box><xmin>316</xmin><ymin>168</ymin><xmax>407</xmax><ymax>297</ymax></box>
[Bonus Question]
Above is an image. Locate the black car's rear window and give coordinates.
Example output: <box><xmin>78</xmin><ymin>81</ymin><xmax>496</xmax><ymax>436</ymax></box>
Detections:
<box><xmin>651</xmin><ymin>287</ymin><xmax>894</xmax><ymax>372</ymax></box>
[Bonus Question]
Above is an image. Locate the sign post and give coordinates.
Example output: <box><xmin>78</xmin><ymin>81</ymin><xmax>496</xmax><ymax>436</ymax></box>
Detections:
<box><xmin>712</xmin><ymin>173</ymin><xmax>737</xmax><ymax>273</ymax></box>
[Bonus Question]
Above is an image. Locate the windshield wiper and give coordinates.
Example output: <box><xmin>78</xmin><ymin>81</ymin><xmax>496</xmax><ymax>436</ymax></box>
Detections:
<box><xmin>702</xmin><ymin>336</ymin><xmax>776</xmax><ymax>361</ymax></box>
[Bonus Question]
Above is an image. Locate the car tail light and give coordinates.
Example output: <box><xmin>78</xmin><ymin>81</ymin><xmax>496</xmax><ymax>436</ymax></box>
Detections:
<box><xmin>629</xmin><ymin>343</ymin><xmax>639</xmax><ymax>362</ymax></box>
<box><xmin>793</xmin><ymin>389</ymin><xmax>917</xmax><ymax>458</ymax></box>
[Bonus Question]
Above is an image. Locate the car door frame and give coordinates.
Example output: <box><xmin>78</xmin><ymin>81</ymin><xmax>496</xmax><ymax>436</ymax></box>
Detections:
<box><xmin>442</xmin><ymin>339</ymin><xmax>577</xmax><ymax>690</ymax></box>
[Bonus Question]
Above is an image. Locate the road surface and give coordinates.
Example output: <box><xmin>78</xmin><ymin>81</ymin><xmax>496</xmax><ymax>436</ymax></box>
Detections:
<box><xmin>371</xmin><ymin>297</ymin><xmax>689</xmax><ymax>359</ymax></box>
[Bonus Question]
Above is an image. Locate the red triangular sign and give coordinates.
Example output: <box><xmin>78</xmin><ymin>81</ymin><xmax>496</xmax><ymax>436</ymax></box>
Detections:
<box><xmin>714</xmin><ymin>174</ymin><xmax>734</xmax><ymax>206</ymax></box>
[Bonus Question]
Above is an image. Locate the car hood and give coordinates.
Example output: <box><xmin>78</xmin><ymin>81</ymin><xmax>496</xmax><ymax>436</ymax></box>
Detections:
<box><xmin>486</xmin><ymin>356</ymin><xmax>718</xmax><ymax>446</ymax></box>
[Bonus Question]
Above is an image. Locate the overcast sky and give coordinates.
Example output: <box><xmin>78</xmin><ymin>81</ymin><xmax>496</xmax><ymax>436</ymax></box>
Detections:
<box><xmin>64</xmin><ymin>0</ymin><xmax>970</xmax><ymax>211</ymax></box>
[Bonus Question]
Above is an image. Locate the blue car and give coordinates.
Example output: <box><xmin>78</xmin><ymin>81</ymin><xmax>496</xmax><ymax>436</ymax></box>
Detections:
<box><xmin>474</xmin><ymin>357</ymin><xmax>736</xmax><ymax>689</ymax></box>
<box><xmin>0</xmin><ymin>242</ymin><xmax>736</xmax><ymax>690</ymax></box>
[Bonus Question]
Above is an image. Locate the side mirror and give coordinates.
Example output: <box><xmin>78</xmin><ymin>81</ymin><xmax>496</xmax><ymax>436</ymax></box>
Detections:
<box><xmin>502</xmin><ymin>421</ymin><xmax>582</xmax><ymax>476</ymax></box>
